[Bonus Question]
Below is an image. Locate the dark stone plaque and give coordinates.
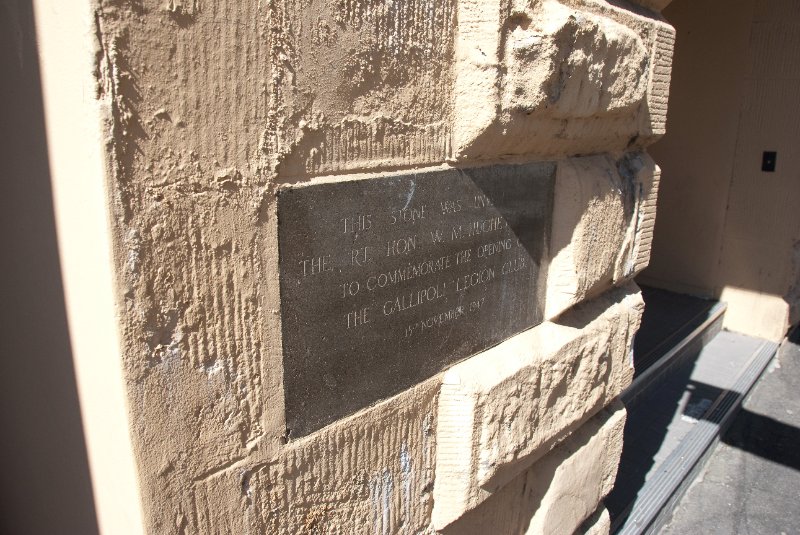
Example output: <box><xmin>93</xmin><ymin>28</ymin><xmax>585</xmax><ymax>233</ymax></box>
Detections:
<box><xmin>278</xmin><ymin>163</ymin><xmax>555</xmax><ymax>437</ymax></box>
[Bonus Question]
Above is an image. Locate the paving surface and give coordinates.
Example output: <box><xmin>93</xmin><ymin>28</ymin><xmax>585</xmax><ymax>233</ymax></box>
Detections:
<box><xmin>633</xmin><ymin>286</ymin><xmax>717</xmax><ymax>376</ymax></box>
<box><xmin>660</xmin><ymin>330</ymin><xmax>800</xmax><ymax>535</ymax></box>
<box><xmin>605</xmin><ymin>331</ymin><xmax>762</xmax><ymax>519</ymax></box>
<box><xmin>607</xmin><ymin>329</ymin><xmax>762</xmax><ymax>524</ymax></box>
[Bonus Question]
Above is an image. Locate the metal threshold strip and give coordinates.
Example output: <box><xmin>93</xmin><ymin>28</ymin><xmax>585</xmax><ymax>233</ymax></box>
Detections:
<box><xmin>615</xmin><ymin>339</ymin><xmax>779</xmax><ymax>535</ymax></box>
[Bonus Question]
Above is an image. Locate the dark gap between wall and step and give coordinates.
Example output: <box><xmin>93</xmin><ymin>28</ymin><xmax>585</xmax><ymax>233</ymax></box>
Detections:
<box><xmin>607</xmin><ymin>285</ymin><xmax>779</xmax><ymax>535</ymax></box>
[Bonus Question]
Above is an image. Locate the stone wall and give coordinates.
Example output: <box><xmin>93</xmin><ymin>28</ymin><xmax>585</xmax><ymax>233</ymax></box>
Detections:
<box><xmin>39</xmin><ymin>0</ymin><xmax>674</xmax><ymax>532</ymax></box>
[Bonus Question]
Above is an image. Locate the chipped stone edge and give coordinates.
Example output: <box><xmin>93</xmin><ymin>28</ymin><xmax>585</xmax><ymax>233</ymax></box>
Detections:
<box><xmin>431</xmin><ymin>283</ymin><xmax>642</xmax><ymax>530</ymax></box>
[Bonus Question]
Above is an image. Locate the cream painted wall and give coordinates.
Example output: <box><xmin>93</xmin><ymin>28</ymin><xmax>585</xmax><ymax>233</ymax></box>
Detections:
<box><xmin>717</xmin><ymin>0</ymin><xmax>800</xmax><ymax>340</ymax></box>
<box><xmin>643</xmin><ymin>0</ymin><xmax>800</xmax><ymax>341</ymax></box>
<box><xmin>0</xmin><ymin>1</ymin><xmax>100</xmax><ymax>533</ymax></box>
<box><xmin>643</xmin><ymin>0</ymin><xmax>755</xmax><ymax>296</ymax></box>
<box><xmin>31</xmin><ymin>1</ymin><xmax>147</xmax><ymax>532</ymax></box>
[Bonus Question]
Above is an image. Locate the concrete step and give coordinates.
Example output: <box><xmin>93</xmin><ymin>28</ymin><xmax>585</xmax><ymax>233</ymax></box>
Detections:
<box><xmin>659</xmin><ymin>327</ymin><xmax>800</xmax><ymax>534</ymax></box>
<box><xmin>607</xmin><ymin>288</ymin><xmax>779</xmax><ymax>534</ymax></box>
<box><xmin>623</xmin><ymin>299</ymin><xmax>727</xmax><ymax>410</ymax></box>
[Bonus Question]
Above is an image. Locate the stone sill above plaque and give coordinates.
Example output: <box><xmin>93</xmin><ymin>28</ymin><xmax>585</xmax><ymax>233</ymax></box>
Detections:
<box><xmin>278</xmin><ymin>163</ymin><xmax>556</xmax><ymax>438</ymax></box>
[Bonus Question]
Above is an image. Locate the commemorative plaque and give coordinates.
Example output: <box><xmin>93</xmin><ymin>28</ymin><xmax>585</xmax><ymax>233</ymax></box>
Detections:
<box><xmin>278</xmin><ymin>163</ymin><xmax>555</xmax><ymax>437</ymax></box>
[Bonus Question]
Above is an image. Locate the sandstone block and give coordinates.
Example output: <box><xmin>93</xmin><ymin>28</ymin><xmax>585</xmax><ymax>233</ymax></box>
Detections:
<box><xmin>440</xmin><ymin>400</ymin><xmax>626</xmax><ymax>535</ymax></box>
<box><xmin>453</xmin><ymin>0</ymin><xmax>676</xmax><ymax>161</ymax></box>
<box><xmin>73</xmin><ymin>0</ymin><xmax>673</xmax><ymax>532</ymax></box>
<box><xmin>546</xmin><ymin>152</ymin><xmax>659</xmax><ymax>320</ymax></box>
<box><xmin>265</xmin><ymin>0</ymin><xmax>457</xmax><ymax>177</ymax></box>
<box><xmin>95</xmin><ymin>0</ymin><xmax>673</xmax><ymax>184</ymax></box>
<box><xmin>522</xmin><ymin>402</ymin><xmax>625</xmax><ymax>535</ymax></box>
<box><xmin>179</xmin><ymin>287</ymin><xmax>635</xmax><ymax>534</ymax></box>
<box><xmin>168</xmin><ymin>379</ymin><xmax>440</xmax><ymax>534</ymax></box>
<box><xmin>432</xmin><ymin>284</ymin><xmax>641</xmax><ymax>529</ymax></box>
<box><xmin>502</xmin><ymin>2</ymin><xmax>648</xmax><ymax>119</ymax></box>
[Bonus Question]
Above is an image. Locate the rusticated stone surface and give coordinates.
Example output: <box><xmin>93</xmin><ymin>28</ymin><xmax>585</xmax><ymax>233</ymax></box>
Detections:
<box><xmin>502</xmin><ymin>3</ymin><xmax>649</xmax><ymax>118</ymax></box>
<box><xmin>265</xmin><ymin>0</ymin><xmax>458</xmax><ymax>177</ymax></box>
<box><xmin>90</xmin><ymin>0</ymin><xmax>674</xmax><ymax>182</ymax></box>
<box><xmin>546</xmin><ymin>151</ymin><xmax>659</xmax><ymax>320</ymax></box>
<box><xmin>182</xmin><ymin>379</ymin><xmax>440</xmax><ymax>534</ymax></box>
<box><xmin>440</xmin><ymin>400</ymin><xmax>626</xmax><ymax>535</ymax></box>
<box><xmin>140</xmin><ymin>284</ymin><xmax>636</xmax><ymax>534</ymax></box>
<box><xmin>453</xmin><ymin>0</ymin><xmax>675</xmax><ymax>161</ymax></box>
<box><xmin>76</xmin><ymin>0</ymin><xmax>675</xmax><ymax>532</ymax></box>
<box><xmin>432</xmin><ymin>284</ymin><xmax>641</xmax><ymax>529</ymax></box>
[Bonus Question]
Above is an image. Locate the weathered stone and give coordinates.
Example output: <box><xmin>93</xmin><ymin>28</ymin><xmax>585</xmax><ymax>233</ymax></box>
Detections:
<box><xmin>440</xmin><ymin>400</ymin><xmax>626</xmax><ymax>535</ymax></box>
<box><xmin>432</xmin><ymin>284</ymin><xmax>641</xmax><ymax>529</ymax></box>
<box><xmin>523</xmin><ymin>403</ymin><xmax>624</xmax><ymax>535</ymax></box>
<box><xmin>38</xmin><ymin>0</ymin><xmax>674</xmax><ymax>531</ymax></box>
<box><xmin>150</xmin><ymin>376</ymin><xmax>440</xmax><ymax>534</ymax></box>
<box><xmin>453</xmin><ymin>0</ymin><xmax>676</xmax><ymax>161</ymax></box>
<box><xmin>173</xmin><ymin>328</ymin><xmax>630</xmax><ymax>535</ymax></box>
<box><xmin>265</xmin><ymin>0</ymin><xmax>458</xmax><ymax>177</ymax></box>
<box><xmin>546</xmin><ymin>152</ymin><xmax>659</xmax><ymax>320</ymax></box>
<box><xmin>502</xmin><ymin>2</ymin><xmax>648</xmax><ymax>119</ymax></box>
<box><xmin>187</xmin><ymin>380</ymin><xmax>440</xmax><ymax>535</ymax></box>
<box><xmin>145</xmin><ymin>282</ymin><xmax>639</xmax><ymax>534</ymax></box>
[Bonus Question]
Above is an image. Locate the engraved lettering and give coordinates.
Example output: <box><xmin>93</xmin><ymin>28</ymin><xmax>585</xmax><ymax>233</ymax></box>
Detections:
<box><xmin>501</xmin><ymin>256</ymin><xmax>527</xmax><ymax>275</ymax></box>
<box><xmin>404</xmin><ymin>323</ymin><xmax>417</xmax><ymax>338</ymax></box>
<box><xmin>278</xmin><ymin>164</ymin><xmax>555</xmax><ymax>437</ymax></box>
<box><xmin>351</xmin><ymin>246</ymin><xmax>370</xmax><ymax>267</ymax></box>
<box><xmin>383</xmin><ymin>283</ymin><xmax>446</xmax><ymax>316</ymax></box>
<box><xmin>469</xmin><ymin>297</ymin><xmax>485</xmax><ymax>312</ymax></box>
<box><xmin>299</xmin><ymin>255</ymin><xmax>333</xmax><ymax>276</ymax></box>
<box><xmin>474</xmin><ymin>194</ymin><xmax>493</xmax><ymax>208</ymax></box>
<box><xmin>454</xmin><ymin>267</ymin><xmax>496</xmax><ymax>292</ymax></box>
<box><xmin>386</xmin><ymin>235</ymin><xmax>418</xmax><ymax>256</ymax></box>
<box><xmin>440</xmin><ymin>199</ymin><xmax>463</xmax><ymax>215</ymax></box>
<box><xmin>340</xmin><ymin>280</ymin><xmax>360</xmax><ymax>298</ymax></box>
<box><xmin>390</xmin><ymin>205</ymin><xmax>426</xmax><ymax>225</ymax></box>
<box><xmin>365</xmin><ymin>254</ymin><xmax>454</xmax><ymax>291</ymax></box>
<box><xmin>346</xmin><ymin>306</ymin><xmax>370</xmax><ymax>328</ymax></box>
<box><xmin>341</xmin><ymin>214</ymin><xmax>373</xmax><ymax>234</ymax></box>
<box><xmin>403</xmin><ymin>304</ymin><xmax>469</xmax><ymax>339</ymax></box>
<box><xmin>467</xmin><ymin>217</ymin><xmax>505</xmax><ymax>237</ymax></box>
<box><xmin>477</xmin><ymin>238</ymin><xmax>514</xmax><ymax>258</ymax></box>
<box><xmin>418</xmin><ymin>305</ymin><xmax>466</xmax><ymax>334</ymax></box>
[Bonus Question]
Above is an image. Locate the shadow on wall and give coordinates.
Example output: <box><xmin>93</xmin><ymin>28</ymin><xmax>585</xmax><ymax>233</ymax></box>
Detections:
<box><xmin>641</xmin><ymin>0</ymin><xmax>800</xmax><ymax>341</ymax></box>
<box><xmin>0</xmin><ymin>1</ymin><xmax>99</xmax><ymax>533</ymax></box>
